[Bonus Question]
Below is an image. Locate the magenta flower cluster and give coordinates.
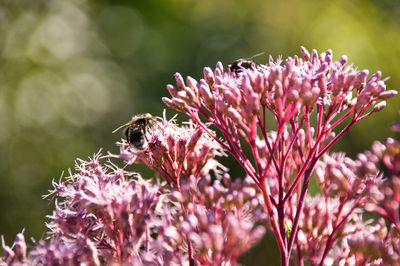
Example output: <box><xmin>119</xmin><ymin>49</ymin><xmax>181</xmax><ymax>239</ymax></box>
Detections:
<box><xmin>1</xmin><ymin>47</ymin><xmax>399</xmax><ymax>265</ymax></box>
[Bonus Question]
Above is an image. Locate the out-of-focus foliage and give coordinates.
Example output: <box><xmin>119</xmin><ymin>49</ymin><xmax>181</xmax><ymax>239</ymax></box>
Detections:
<box><xmin>0</xmin><ymin>0</ymin><xmax>399</xmax><ymax>263</ymax></box>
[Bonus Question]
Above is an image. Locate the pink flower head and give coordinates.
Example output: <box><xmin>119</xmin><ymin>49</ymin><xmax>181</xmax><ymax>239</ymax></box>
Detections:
<box><xmin>113</xmin><ymin>113</ymin><xmax>227</xmax><ymax>188</ymax></box>
<box><xmin>163</xmin><ymin>47</ymin><xmax>398</xmax><ymax>265</ymax></box>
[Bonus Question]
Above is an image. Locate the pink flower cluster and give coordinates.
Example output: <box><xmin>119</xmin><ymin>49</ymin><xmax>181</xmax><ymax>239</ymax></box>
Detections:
<box><xmin>2</xmin><ymin>149</ymin><xmax>266</xmax><ymax>265</ymax></box>
<box><xmin>162</xmin><ymin>47</ymin><xmax>398</xmax><ymax>264</ymax></box>
<box><xmin>1</xmin><ymin>47</ymin><xmax>399</xmax><ymax>265</ymax></box>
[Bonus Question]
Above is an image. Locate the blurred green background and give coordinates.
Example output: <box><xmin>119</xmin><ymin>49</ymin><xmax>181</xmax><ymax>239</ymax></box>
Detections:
<box><xmin>0</xmin><ymin>0</ymin><xmax>399</xmax><ymax>263</ymax></box>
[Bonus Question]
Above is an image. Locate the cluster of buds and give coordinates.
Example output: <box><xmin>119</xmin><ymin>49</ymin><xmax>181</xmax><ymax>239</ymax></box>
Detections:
<box><xmin>2</xmin><ymin>232</ymin><xmax>100</xmax><ymax>265</ymax></box>
<box><xmin>162</xmin><ymin>46</ymin><xmax>398</xmax><ymax>264</ymax></box>
<box><xmin>360</xmin><ymin>137</ymin><xmax>400</xmax><ymax>231</ymax></box>
<box><xmin>2</xmin><ymin>152</ymin><xmax>266</xmax><ymax>265</ymax></box>
<box><xmin>315</xmin><ymin>152</ymin><xmax>382</xmax><ymax>199</ymax></box>
<box><xmin>330</xmin><ymin>218</ymin><xmax>400</xmax><ymax>265</ymax></box>
<box><xmin>1</xmin><ymin>47</ymin><xmax>399</xmax><ymax>265</ymax></box>
<box><xmin>295</xmin><ymin>133</ymin><xmax>400</xmax><ymax>265</ymax></box>
<box><xmin>293</xmin><ymin>194</ymin><xmax>368</xmax><ymax>265</ymax></box>
<box><xmin>45</xmin><ymin>152</ymin><xmax>163</xmax><ymax>263</ymax></box>
<box><xmin>153</xmin><ymin>174</ymin><xmax>267</xmax><ymax>265</ymax></box>
<box><xmin>114</xmin><ymin>114</ymin><xmax>226</xmax><ymax>188</ymax></box>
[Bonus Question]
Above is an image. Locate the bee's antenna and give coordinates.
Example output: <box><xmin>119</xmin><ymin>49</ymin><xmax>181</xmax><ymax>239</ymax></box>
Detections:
<box><xmin>112</xmin><ymin>122</ymin><xmax>131</xmax><ymax>134</ymax></box>
<box><xmin>248</xmin><ymin>51</ymin><xmax>266</xmax><ymax>60</ymax></box>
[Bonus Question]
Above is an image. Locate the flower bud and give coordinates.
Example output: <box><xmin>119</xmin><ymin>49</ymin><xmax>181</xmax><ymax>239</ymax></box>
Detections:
<box><xmin>223</xmin><ymin>90</ymin><xmax>241</xmax><ymax>107</ymax></box>
<box><xmin>216</xmin><ymin>99</ymin><xmax>228</xmax><ymax>115</ymax></box>
<box><xmin>186</xmin><ymin>76</ymin><xmax>198</xmax><ymax>90</ymax></box>
<box><xmin>368</xmin><ymin>70</ymin><xmax>382</xmax><ymax>83</ymax></box>
<box><xmin>162</xmin><ymin>97</ymin><xmax>175</xmax><ymax>109</ymax></box>
<box><xmin>274</xmin><ymin>80</ymin><xmax>283</xmax><ymax>98</ymax></box>
<box><xmin>176</xmin><ymin>139</ymin><xmax>186</xmax><ymax>164</ymax></box>
<box><xmin>187</xmin><ymin>127</ymin><xmax>203</xmax><ymax>151</ymax></box>
<box><xmin>356</xmin><ymin>91</ymin><xmax>371</xmax><ymax>108</ymax></box>
<box><xmin>373</xmin><ymin>101</ymin><xmax>386</xmax><ymax>112</ymax></box>
<box><xmin>254</xmin><ymin>72</ymin><xmax>264</xmax><ymax>93</ymax></box>
<box><xmin>184</xmin><ymin>86</ymin><xmax>196</xmax><ymax>105</ymax></box>
<box><xmin>177</xmin><ymin>90</ymin><xmax>189</xmax><ymax>101</ymax></box>
<box><xmin>174</xmin><ymin>72</ymin><xmax>186</xmax><ymax>90</ymax></box>
<box><xmin>288</xmin><ymin>89</ymin><xmax>299</xmax><ymax>102</ymax></box>
<box><xmin>15</xmin><ymin>233</ymin><xmax>27</xmax><ymax>261</ymax></box>
<box><xmin>167</xmin><ymin>84</ymin><xmax>179</xmax><ymax>97</ymax></box>
<box><xmin>171</xmin><ymin>98</ymin><xmax>186</xmax><ymax>109</ymax></box>
<box><xmin>167</xmin><ymin>136</ymin><xmax>176</xmax><ymax>161</ymax></box>
<box><xmin>325</xmin><ymin>49</ymin><xmax>333</xmax><ymax>65</ymax></box>
<box><xmin>316</xmin><ymin>62</ymin><xmax>329</xmax><ymax>75</ymax></box>
<box><xmin>199</xmin><ymin>84</ymin><xmax>214</xmax><ymax>107</ymax></box>
<box><xmin>311</xmin><ymin>49</ymin><xmax>318</xmax><ymax>64</ymax></box>
<box><xmin>227</xmin><ymin>107</ymin><xmax>242</xmax><ymax>124</ymax></box>
<box><xmin>378</xmin><ymin>89</ymin><xmax>398</xmax><ymax>99</ymax></box>
<box><xmin>354</xmin><ymin>70</ymin><xmax>369</xmax><ymax>90</ymax></box>
<box><xmin>203</xmin><ymin>67</ymin><xmax>215</xmax><ymax>85</ymax></box>
<box><xmin>343</xmin><ymin>73</ymin><xmax>356</xmax><ymax>92</ymax></box>
<box><xmin>248</xmin><ymin>92</ymin><xmax>260</xmax><ymax>115</ymax></box>
<box><xmin>300</xmin><ymin>46</ymin><xmax>310</xmax><ymax>60</ymax></box>
<box><xmin>215</xmin><ymin>61</ymin><xmax>224</xmax><ymax>74</ymax></box>
<box><xmin>339</xmin><ymin>55</ymin><xmax>347</xmax><ymax>66</ymax></box>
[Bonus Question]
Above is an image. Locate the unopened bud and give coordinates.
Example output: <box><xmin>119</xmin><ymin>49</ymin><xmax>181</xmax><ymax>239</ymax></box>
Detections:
<box><xmin>373</xmin><ymin>101</ymin><xmax>386</xmax><ymax>112</ymax></box>
<box><xmin>300</xmin><ymin>46</ymin><xmax>310</xmax><ymax>60</ymax></box>
<box><xmin>368</xmin><ymin>71</ymin><xmax>382</xmax><ymax>83</ymax></box>
<box><xmin>149</xmin><ymin>142</ymin><xmax>165</xmax><ymax>168</ymax></box>
<box><xmin>174</xmin><ymin>73</ymin><xmax>186</xmax><ymax>90</ymax></box>
<box><xmin>248</xmin><ymin>92</ymin><xmax>260</xmax><ymax>115</ymax></box>
<box><xmin>284</xmin><ymin>58</ymin><xmax>293</xmax><ymax>76</ymax></box>
<box><xmin>325</xmin><ymin>49</ymin><xmax>333</xmax><ymax>65</ymax></box>
<box><xmin>176</xmin><ymin>139</ymin><xmax>186</xmax><ymax>164</ymax></box>
<box><xmin>15</xmin><ymin>233</ymin><xmax>26</xmax><ymax>261</ymax></box>
<box><xmin>339</xmin><ymin>55</ymin><xmax>347</xmax><ymax>66</ymax></box>
<box><xmin>171</xmin><ymin>98</ymin><xmax>186</xmax><ymax>109</ymax></box>
<box><xmin>316</xmin><ymin>62</ymin><xmax>329</xmax><ymax>75</ymax></box>
<box><xmin>187</xmin><ymin>127</ymin><xmax>203</xmax><ymax>151</ymax></box>
<box><xmin>167</xmin><ymin>136</ymin><xmax>176</xmax><ymax>161</ymax></box>
<box><xmin>378</xmin><ymin>89</ymin><xmax>398</xmax><ymax>99</ymax></box>
<box><xmin>370</xmin><ymin>81</ymin><xmax>386</xmax><ymax>96</ymax></box>
<box><xmin>254</xmin><ymin>72</ymin><xmax>264</xmax><ymax>93</ymax></box>
<box><xmin>317</xmin><ymin>75</ymin><xmax>327</xmax><ymax>97</ymax></box>
<box><xmin>356</xmin><ymin>91</ymin><xmax>371</xmax><ymax>108</ymax></box>
<box><xmin>223</xmin><ymin>90</ymin><xmax>241</xmax><ymax>107</ymax></box>
<box><xmin>343</xmin><ymin>73</ymin><xmax>356</xmax><ymax>91</ymax></box>
<box><xmin>203</xmin><ymin>67</ymin><xmax>215</xmax><ymax>85</ymax></box>
<box><xmin>162</xmin><ymin>97</ymin><xmax>175</xmax><ymax>109</ymax></box>
<box><xmin>177</xmin><ymin>90</ymin><xmax>189</xmax><ymax>101</ymax></box>
<box><xmin>198</xmin><ymin>84</ymin><xmax>214</xmax><ymax>107</ymax></box>
<box><xmin>227</xmin><ymin>107</ymin><xmax>241</xmax><ymax>123</ymax></box>
<box><xmin>215</xmin><ymin>61</ymin><xmax>224</xmax><ymax>74</ymax></box>
<box><xmin>216</xmin><ymin>99</ymin><xmax>228</xmax><ymax>115</ymax></box>
<box><xmin>186</xmin><ymin>76</ymin><xmax>198</xmax><ymax>90</ymax></box>
<box><xmin>288</xmin><ymin>89</ymin><xmax>299</xmax><ymax>102</ymax></box>
<box><xmin>311</xmin><ymin>49</ymin><xmax>318</xmax><ymax>64</ymax></box>
<box><xmin>274</xmin><ymin>80</ymin><xmax>283</xmax><ymax>98</ymax></box>
<box><xmin>167</xmin><ymin>84</ymin><xmax>179</xmax><ymax>97</ymax></box>
<box><xmin>184</xmin><ymin>86</ymin><xmax>196</xmax><ymax>104</ymax></box>
<box><xmin>354</xmin><ymin>70</ymin><xmax>369</xmax><ymax>90</ymax></box>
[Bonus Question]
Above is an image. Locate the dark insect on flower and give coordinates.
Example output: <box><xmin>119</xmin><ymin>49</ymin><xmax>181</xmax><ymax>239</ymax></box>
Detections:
<box><xmin>113</xmin><ymin>113</ymin><xmax>154</xmax><ymax>150</ymax></box>
<box><xmin>227</xmin><ymin>52</ymin><xmax>265</xmax><ymax>74</ymax></box>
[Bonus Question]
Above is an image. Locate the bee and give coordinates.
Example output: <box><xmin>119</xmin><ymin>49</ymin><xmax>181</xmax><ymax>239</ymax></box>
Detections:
<box><xmin>228</xmin><ymin>52</ymin><xmax>265</xmax><ymax>74</ymax></box>
<box><xmin>113</xmin><ymin>113</ymin><xmax>154</xmax><ymax>150</ymax></box>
